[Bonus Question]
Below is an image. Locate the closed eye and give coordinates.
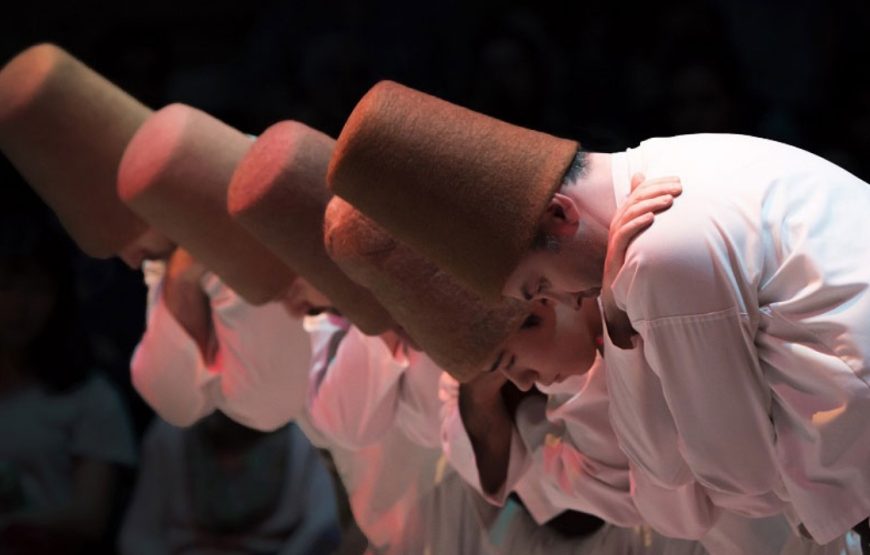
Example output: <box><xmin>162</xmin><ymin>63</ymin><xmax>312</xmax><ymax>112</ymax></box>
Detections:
<box><xmin>488</xmin><ymin>350</ymin><xmax>505</xmax><ymax>373</ymax></box>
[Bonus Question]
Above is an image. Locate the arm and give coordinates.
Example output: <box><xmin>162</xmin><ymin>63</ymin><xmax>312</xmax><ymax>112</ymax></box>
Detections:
<box><xmin>306</xmin><ymin>323</ymin><xmax>409</xmax><ymax>449</ymax></box>
<box><xmin>130</xmin><ymin>260</ymin><xmax>219</xmax><ymax>427</ymax></box>
<box><xmin>203</xmin><ymin>274</ymin><xmax>311</xmax><ymax>431</ymax></box>
<box><xmin>601</xmin><ymin>173</ymin><xmax>681</xmax><ymax>348</ymax></box>
<box><xmin>161</xmin><ymin>248</ymin><xmax>212</xmax><ymax>359</ymax></box>
<box><xmin>611</xmin><ymin>215</ymin><xmax>782</xmax><ymax>516</ymax></box>
<box><xmin>458</xmin><ymin>372</ymin><xmax>517</xmax><ymax>497</ymax></box>
<box><xmin>442</xmin><ymin>367</ymin><xmax>642</xmax><ymax>529</ymax></box>
<box><xmin>601</xmin><ymin>326</ymin><xmax>721</xmax><ymax>537</ymax></box>
<box><xmin>440</xmin><ymin>372</ymin><xmax>529</xmax><ymax>504</ymax></box>
<box><xmin>133</xmin><ymin>252</ymin><xmax>311</xmax><ymax>431</ymax></box>
<box><xmin>513</xmin><ymin>363</ymin><xmax>643</xmax><ymax>529</ymax></box>
<box><xmin>390</xmin><ymin>349</ymin><xmax>444</xmax><ymax>449</ymax></box>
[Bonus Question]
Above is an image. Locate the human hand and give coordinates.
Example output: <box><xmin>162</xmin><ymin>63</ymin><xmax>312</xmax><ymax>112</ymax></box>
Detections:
<box><xmin>459</xmin><ymin>358</ymin><xmax>513</xmax><ymax>495</ymax></box>
<box><xmin>602</xmin><ymin>173</ymin><xmax>681</xmax><ymax>348</ymax></box>
<box><xmin>461</xmin><ymin>359</ymin><xmax>510</xmax><ymax>408</ymax></box>
<box><xmin>162</xmin><ymin>248</ymin><xmax>213</xmax><ymax>357</ymax></box>
<box><xmin>165</xmin><ymin>247</ymin><xmax>208</xmax><ymax>286</ymax></box>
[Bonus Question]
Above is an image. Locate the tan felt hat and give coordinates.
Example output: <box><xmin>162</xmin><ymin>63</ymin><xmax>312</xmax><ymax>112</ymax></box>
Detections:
<box><xmin>117</xmin><ymin>103</ymin><xmax>295</xmax><ymax>305</ymax></box>
<box><xmin>227</xmin><ymin>120</ymin><xmax>394</xmax><ymax>335</ymax></box>
<box><xmin>328</xmin><ymin>80</ymin><xmax>579</xmax><ymax>301</ymax></box>
<box><xmin>324</xmin><ymin>196</ymin><xmax>529</xmax><ymax>382</ymax></box>
<box><xmin>0</xmin><ymin>43</ymin><xmax>150</xmax><ymax>257</ymax></box>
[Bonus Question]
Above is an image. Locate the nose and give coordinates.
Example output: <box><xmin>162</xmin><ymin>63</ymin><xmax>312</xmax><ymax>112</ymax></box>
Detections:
<box><xmin>500</xmin><ymin>367</ymin><xmax>537</xmax><ymax>392</ymax></box>
<box><xmin>542</xmin><ymin>290</ymin><xmax>579</xmax><ymax>309</ymax></box>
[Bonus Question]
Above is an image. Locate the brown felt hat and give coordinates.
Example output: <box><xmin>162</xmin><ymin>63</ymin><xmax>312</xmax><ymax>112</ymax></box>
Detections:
<box><xmin>327</xmin><ymin>80</ymin><xmax>579</xmax><ymax>301</ymax></box>
<box><xmin>324</xmin><ymin>196</ymin><xmax>529</xmax><ymax>382</ymax></box>
<box><xmin>0</xmin><ymin>43</ymin><xmax>150</xmax><ymax>257</ymax></box>
<box><xmin>227</xmin><ymin>120</ymin><xmax>394</xmax><ymax>335</ymax></box>
<box><xmin>117</xmin><ymin>104</ymin><xmax>295</xmax><ymax>305</ymax></box>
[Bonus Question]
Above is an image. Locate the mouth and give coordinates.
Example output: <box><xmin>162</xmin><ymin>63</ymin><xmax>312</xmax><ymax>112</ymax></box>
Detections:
<box><xmin>538</xmin><ymin>372</ymin><xmax>564</xmax><ymax>387</ymax></box>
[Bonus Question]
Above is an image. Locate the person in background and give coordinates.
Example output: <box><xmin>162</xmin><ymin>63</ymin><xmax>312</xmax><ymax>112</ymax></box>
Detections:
<box><xmin>327</xmin><ymin>80</ymin><xmax>870</xmax><ymax>548</ymax></box>
<box><xmin>0</xmin><ymin>220</ymin><xmax>137</xmax><ymax>554</ymax></box>
<box><xmin>119</xmin><ymin>411</ymin><xmax>340</xmax><ymax>555</ymax></box>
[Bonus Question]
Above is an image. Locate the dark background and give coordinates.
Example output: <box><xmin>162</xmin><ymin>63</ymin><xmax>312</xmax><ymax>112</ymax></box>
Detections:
<box><xmin>1</xmin><ymin>0</ymin><xmax>869</xmax><ymax>549</ymax></box>
<box><xmin>4</xmin><ymin>0</ymin><xmax>869</xmax><ymax>428</ymax></box>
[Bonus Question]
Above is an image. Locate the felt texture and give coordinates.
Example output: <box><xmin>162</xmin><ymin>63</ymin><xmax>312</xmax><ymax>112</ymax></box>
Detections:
<box><xmin>328</xmin><ymin>80</ymin><xmax>578</xmax><ymax>300</ymax></box>
<box><xmin>227</xmin><ymin>120</ymin><xmax>394</xmax><ymax>335</ymax></box>
<box><xmin>0</xmin><ymin>43</ymin><xmax>150</xmax><ymax>257</ymax></box>
<box><xmin>117</xmin><ymin>104</ymin><xmax>294</xmax><ymax>305</ymax></box>
<box><xmin>324</xmin><ymin>196</ymin><xmax>528</xmax><ymax>382</ymax></box>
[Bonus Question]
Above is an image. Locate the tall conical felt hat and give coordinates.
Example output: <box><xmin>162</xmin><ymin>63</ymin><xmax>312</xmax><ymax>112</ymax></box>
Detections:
<box><xmin>227</xmin><ymin>120</ymin><xmax>394</xmax><ymax>335</ymax></box>
<box><xmin>328</xmin><ymin>80</ymin><xmax>578</xmax><ymax>301</ymax></box>
<box><xmin>117</xmin><ymin>104</ymin><xmax>295</xmax><ymax>305</ymax></box>
<box><xmin>0</xmin><ymin>43</ymin><xmax>150</xmax><ymax>257</ymax></box>
<box><xmin>324</xmin><ymin>196</ymin><xmax>528</xmax><ymax>382</ymax></box>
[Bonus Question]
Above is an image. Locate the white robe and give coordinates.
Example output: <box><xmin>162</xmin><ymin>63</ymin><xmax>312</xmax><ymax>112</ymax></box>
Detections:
<box><xmin>606</xmin><ymin>133</ymin><xmax>870</xmax><ymax>543</ymax></box>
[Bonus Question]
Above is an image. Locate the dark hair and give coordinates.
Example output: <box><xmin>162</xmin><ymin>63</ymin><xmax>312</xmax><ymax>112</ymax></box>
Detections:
<box><xmin>530</xmin><ymin>147</ymin><xmax>586</xmax><ymax>251</ymax></box>
<box><xmin>530</xmin><ymin>231</ymin><xmax>561</xmax><ymax>252</ymax></box>
<box><xmin>1</xmin><ymin>223</ymin><xmax>94</xmax><ymax>393</ymax></box>
<box><xmin>561</xmin><ymin>147</ymin><xmax>588</xmax><ymax>186</ymax></box>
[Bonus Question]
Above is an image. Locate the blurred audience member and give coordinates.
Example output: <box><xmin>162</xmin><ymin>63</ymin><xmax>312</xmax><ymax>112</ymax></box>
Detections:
<box><xmin>0</xmin><ymin>221</ymin><xmax>136</xmax><ymax>554</ymax></box>
<box><xmin>119</xmin><ymin>412</ymin><xmax>340</xmax><ymax>555</ymax></box>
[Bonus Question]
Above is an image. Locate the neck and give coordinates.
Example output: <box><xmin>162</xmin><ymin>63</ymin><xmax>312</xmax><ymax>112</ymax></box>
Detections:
<box><xmin>568</xmin><ymin>152</ymin><xmax>616</xmax><ymax>228</ymax></box>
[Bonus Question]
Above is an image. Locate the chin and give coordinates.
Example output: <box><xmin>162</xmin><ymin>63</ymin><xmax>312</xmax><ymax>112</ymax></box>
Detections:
<box><xmin>537</xmin><ymin>373</ymin><xmax>586</xmax><ymax>395</ymax></box>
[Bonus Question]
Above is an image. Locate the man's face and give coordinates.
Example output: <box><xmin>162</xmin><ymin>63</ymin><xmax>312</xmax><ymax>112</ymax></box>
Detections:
<box><xmin>502</xmin><ymin>226</ymin><xmax>608</xmax><ymax>309</ymax></box>
<box><xmin>117</xmin><ymin>227</ymin><xmax>177</xmax><ymax>268</ymax></box>
<box><xmin>488</xmin><ymin>297</ymin><xmax>601</xmax><ymax>391</ymax></box>
<box><xmin>501</xmin><ymin>190</ymin><xmax>610</xmax><ymax>308</ymax></box>
<box><xmin>282</xmin><ymin>276</ymin><xmax>334</xmax><ymax>319</ymax></box>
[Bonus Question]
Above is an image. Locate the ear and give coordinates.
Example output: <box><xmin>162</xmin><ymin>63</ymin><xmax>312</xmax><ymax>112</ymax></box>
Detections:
<box><xmin>540</xmin><ymin>192</ymin><xmax>580</xmax><ymax>238</ymax></box>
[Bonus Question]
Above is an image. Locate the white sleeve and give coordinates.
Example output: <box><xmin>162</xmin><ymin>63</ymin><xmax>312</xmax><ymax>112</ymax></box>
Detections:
<box><xmin>631</xmin><ymin>465</ymin><xmax>719</xmax><ymax>540</ymax></box>
<box><xmin>130</xmin><ymin>268</ymin><xmax>219</xmax><ymax>427</ymax></box>
<box><xmin>391</xmin><ymin>350</ymin><xmax>443</xmax><ymax>449</ymax></box>
<box><xmin>438</xmin><ymin>372</ymin><xmax>529</xmax><ymax>507</ymax></box>
<box><xmin>602</xmin><ymin>329</ymin><xmax>722</xmax><ymax>538</ymax></box>
<box><xmin>202</xmin><ymin>274</ymin><xmax>310</xmax><ymax>431</ymax></box>
<box><xmin>441</xmin><ymin>363</ymin><xmax>642</xmax><ymax>528</ymax></box>
<box><xmin>306</xmin><ymin>324</ymin><xmax>408</xmax><ymax>449</ymax></box>
<box><xmin>612</xmin><ymin>227</ymin><xmax>783</xmax><ymax>516</ymax></box>
<box><xmin>513</xmin><ymin>368</ymin><xmax>643</xmax><ymax>529</ymax></box>
<box><xmin>131</xmin><ymin>268</ymin><xmax>310</xmax><ymax>431</ymax></box>
<box><xmin>295</xmin><ymin>315</ymin><xmax>347</xmax><ymax>449</ymax></box>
